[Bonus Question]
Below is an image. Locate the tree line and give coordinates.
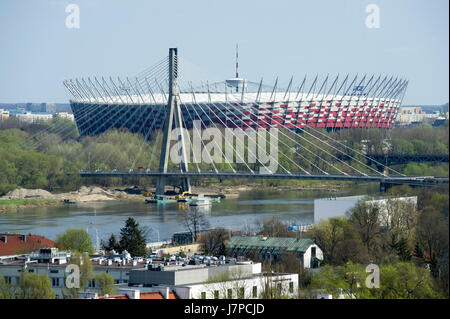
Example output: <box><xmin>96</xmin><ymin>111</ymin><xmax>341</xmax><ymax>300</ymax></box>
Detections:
<box><xmin>222</xmin><ymin>184</ymin><xmax>449</xmax><ymax>298</ymax></box>
<box><xmin>0</xmin><ymin>117</ymin><xmax>448</xmax><ymax>196</ymax></box>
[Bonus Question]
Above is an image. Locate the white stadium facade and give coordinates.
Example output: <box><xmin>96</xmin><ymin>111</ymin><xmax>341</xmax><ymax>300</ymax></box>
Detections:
<box><xmin>64</xmin><ymin>72</ymin><xmax>408</xmax><ymax>136</ymax></box>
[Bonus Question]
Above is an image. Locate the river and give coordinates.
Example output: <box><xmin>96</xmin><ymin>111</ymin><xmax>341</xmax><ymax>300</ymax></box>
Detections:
<box><xmin>0</xmin><ymin>185</ymin><xmax>378</xmax><ymax>248</ymax></box>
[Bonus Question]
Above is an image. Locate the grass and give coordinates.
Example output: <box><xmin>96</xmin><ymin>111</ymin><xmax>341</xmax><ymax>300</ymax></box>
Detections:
<box><xmin>0</xmin><ymin>198</ymin><xmax>61</xmax><ymax>210</ymax></box>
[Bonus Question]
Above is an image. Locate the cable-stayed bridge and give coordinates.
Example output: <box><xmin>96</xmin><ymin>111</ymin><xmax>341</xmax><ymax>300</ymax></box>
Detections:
<box><xmin>52</xmin><ymin>48</ymin><xmax>449</xmax><ymax>194</ymax></box>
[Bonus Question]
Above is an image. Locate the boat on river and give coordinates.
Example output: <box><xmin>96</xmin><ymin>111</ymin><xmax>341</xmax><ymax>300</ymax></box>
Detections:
<box><xmin>189</xmin><ymin>194</ymin><xmax>220</xmax><ymax>206</ymax></box>
<box><xmin>145</xmin><ymin>195</ymin><xmax>177</xmax><ymax>204</ymax></box>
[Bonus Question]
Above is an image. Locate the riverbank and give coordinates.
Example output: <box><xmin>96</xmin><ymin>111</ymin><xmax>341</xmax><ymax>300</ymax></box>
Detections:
<box><xmin>0</xmin><ymin>181</ymin><xmax>371</xmax><ymax>212</ymax></box>
<box><xmin>0</xmin><ymin>199</ymin><xmax>63</xmax><ymax>212</ymax></box>
<box><xmin>0</xmin><ymin>186</ymin><xmax>138</xmax><ymax>212</ymax></box>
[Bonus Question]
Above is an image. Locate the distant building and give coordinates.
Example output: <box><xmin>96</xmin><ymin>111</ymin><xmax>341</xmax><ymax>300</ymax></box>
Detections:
<box><xmin>226</xmin><ymin>236</ymin><xmax>323</xmax><ymax>269</ymax></box>
<box><xmin>0</xmin><ymin>108</ymin><xmax>9</xmax><ymax>121</ymax></box>
<box><xmin>397</xmin><ymin>106</ymin><xmax>426</xmax><ymax>125</ymax></box>
<box><xmin>13</xmin><ymin>112</ymin><xmax>53</xmax><ymax>123</ymax></box>
<box><xmin>26</xmin><ymin>103</ymin><xmax>56</xmax><ymax>113</ymax></box>
<box><xmin>0</xmin><ymin>233</ymin><xmax>55</xmax><ymax>256</ymax></box>
<box><xmin>54</xmin><ymin>112</ymin><xmax>75</xmax><ymax>121</ymax></box>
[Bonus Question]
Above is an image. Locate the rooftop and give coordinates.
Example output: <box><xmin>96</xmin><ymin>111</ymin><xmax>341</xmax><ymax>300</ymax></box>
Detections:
<box><xmin>0</xmin><ymin>233</ymin><xmax>55</xmax><ymax>257</ymax></box>
<box><xmin>227</xmin><ymin>236</ymin><xmax>315</xmax><ymax>253</ymax></box>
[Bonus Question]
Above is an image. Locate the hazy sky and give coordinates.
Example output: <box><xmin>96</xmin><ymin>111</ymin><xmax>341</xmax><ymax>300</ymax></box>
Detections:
<box><xmin>0</xmin><ymin>0</ymin><xmax>448</xmax><ymax>104</ymax></box>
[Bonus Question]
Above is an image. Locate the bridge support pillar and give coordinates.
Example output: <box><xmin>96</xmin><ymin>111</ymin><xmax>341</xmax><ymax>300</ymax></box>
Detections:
<box><xmin>379</xmin><ymin>182</ymin><xmax>393</xmax><ymax>193</ymax></box>
<box><xmin>156</xmin><ymin>48</ymin><xmax>191</xmax><ymax>195</ymax></box>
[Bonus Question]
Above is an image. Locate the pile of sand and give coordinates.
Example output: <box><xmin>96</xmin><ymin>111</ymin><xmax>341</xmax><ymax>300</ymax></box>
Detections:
<box><xmin>58</xmin><ymin>186</ymin><xmax>118</xmax><ymax>202</ymax></box>
<box><xmin>2</xmin><ymin>188</ymin><xmax>55</xmax><ymax>200</ymax></box>
<box><xmin>1</xmin><ymin>186</ymin><xmax>121</xmax><ymax>202</ymax></box>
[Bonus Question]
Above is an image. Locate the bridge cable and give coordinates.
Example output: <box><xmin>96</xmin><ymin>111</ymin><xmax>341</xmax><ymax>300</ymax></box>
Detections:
<box><xmin>225</xmin><ymin>91</ymin><xmax>367</xmax><ymax>176</ymax></box>
<box><xmin>85</xmin><ymin>69</ymin><xmax>169</xmax><ymax>169</ymax></box>
<box><xmin>181</xmin><ymin>82</ymin><xmax>301</xmax><ymax>175</ymax></box>
<box><xmin>179</xmin><ymin>81</ymin><xmax>257</xmax><ymax>174</ymax></box>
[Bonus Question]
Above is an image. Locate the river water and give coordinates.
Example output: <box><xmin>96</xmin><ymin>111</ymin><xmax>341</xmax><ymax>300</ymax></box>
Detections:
<box><xmin>0</xmin><ymin>186</ymin><xmax>378</xmax><ymax>248</ymax></box>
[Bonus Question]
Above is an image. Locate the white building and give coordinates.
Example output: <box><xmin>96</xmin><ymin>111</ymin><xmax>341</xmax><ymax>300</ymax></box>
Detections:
<box><xmin>14</xmin><ymin>112</ymin><xmax>53</xmax><ymax>123</ymax></box>
<box><xmin>0</xmin><ymin>248</ymin><xmax>299</xmax><ymax>299</ymax></box>
<box><xmin>0</xmin><ymin>249</ymin><xmax>148</xmax><ymax>299</ymax></box>
<box><xmin>0</xmin><ymin>109</ymin><xmax>9</xmax><ymax>121</ymax></box>
<box><xmin>314</xmin><ymin>195</ymin><xmax>417</xmax><ymax>224</ymax></box>
<box><xmin>128</xmin><ymin>260</ymin><xmax>299</xmax><ymax>299</ymax></box>
<box><xmin>54</xmin><ymin>112</ymin><xmax>75</xmax><ymax>121</ymax></box>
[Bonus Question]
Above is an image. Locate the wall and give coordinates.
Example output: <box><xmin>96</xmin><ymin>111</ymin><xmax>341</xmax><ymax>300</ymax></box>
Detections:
<box><xmin>314</xmin><ymin>195</ymin><xmax>364</xmax><ymax>223</ymax></box>
<box><xmin>303</xmin><ymin>244</ymin><xmax>324</xmax><ymax>268</ymax></box>
<box><xmin>159</xmin><ymin>243</ymin><xmax>202</xmax><ymax>256</ymax></box>
<box><xmin>184</xmin><ymin>273</ymin><xmax>299</xmax><ymax>299</ymax></box>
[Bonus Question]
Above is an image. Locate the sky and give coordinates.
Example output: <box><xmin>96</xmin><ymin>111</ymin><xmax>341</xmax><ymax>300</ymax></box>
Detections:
<box><xmin>0</xmin><ymin>0</ymin><xmax>448</xmax><ymax>105</ymax></box>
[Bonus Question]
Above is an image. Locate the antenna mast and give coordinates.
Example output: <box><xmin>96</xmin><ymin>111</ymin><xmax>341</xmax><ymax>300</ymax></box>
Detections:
<box><xmin>235</xmin><ymin>43</ymin><xmax>239</xmax><ymax>78</ymax></box>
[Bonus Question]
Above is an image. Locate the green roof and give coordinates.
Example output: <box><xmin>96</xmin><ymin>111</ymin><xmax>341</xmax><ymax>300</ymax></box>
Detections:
<box><xmin>226</xmin><ymin>236</ymin><xmax>315</xmax><ymax>253</ymax></box>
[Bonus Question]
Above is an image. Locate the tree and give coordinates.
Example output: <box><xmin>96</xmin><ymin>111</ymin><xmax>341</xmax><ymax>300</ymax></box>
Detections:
<box><xmin>201</xmin><ymin>228</ymin><xmax>230</xmax><ymax>256</ymax></box>
<box><xmin>375</xmin><ymin>262</ymin><xmax>444</xmax><ymax>299</ymax></box>
<box><xmin>17</xmin><ymin>270</ymin><xmax>55</xmax><ymax>299</ymax></box>
<box><xmin>101</xmin><ymin>233</ymin><xmax>121</xmax><ymax>253</ymax></box>
<box><xmin>380</xmin><ymin>198</ymin><xmax>418</xmax><ymax>243</ymax></box>
<box><xmin>310</xmin><ymin>261</ymin><xmax>445</xmax><ymax>299</ymax></box>
<box><xmin>306</xmin><ymin>217</ymin><xmax>369</xmax><ymax>265</ymax></box>
<box><xmin>378</xmin><ymin>198</ymin><xmax>418</xmax><ymax>261</ymax></box>
<box><xmin>61</xmin><ymin>252</ymin><xmax>94</xmax><ymax>299</ymax></box>
<box><xmin>333</xmin><ymin>238</ymin><xmax>370</xmax><ymax>265</ymax></box>
<box><xmin>55</xmin><ymin>229</ymin><xmax>94</xmax><ymax>254</ymax></box>
<box><xmin>306</xmin><ymin>217</ymin><xmax>348</xmax><ymax>264</ymax></box>
<box><xmin>414</xmin><ymin>206</ymin><xmax>449</xmax><ymax>278</ymax></box>
<box><xmin>183</xmin><ymin>209</ymin><xmax>210</xmax><ymax>242</ymax></box>
<box><xmin>119</xmin><ymin>217</ymin><xmax>147</xmax><ymax>257</ymax></box>
<box><xmin>0</xmin><ymin>275</ymin><xmax>15</xmax><ymax>299</ymax></box>
<box><xmin>310</xmin><ymin>262</ymin><xmax>370</xmax><ymax>299</ymax></box>
<box><xmin>95</xmin><ymin>272</ymin><xmax>117</xmax><ymax>296</ymax></box>
<box><xmin>348</xmin><ymin>201</ymin><xmax>383</xmax><ymax>258</ymax></box>
<box><xmin>257</xmin><ymin>217</ymin><xmax>292</xmax><ymax>238</ymax></box>
<box><xmin>201</xmin><ymin>268</ymin><xmax>253</xmax><ymax>299</ymax></box>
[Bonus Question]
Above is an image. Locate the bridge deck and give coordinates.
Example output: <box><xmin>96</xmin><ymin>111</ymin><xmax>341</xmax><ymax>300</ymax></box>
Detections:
<box><xmin>77</xmin><ymin>171</ymin><xmax>448</xmax><ymax>186</ymax></box>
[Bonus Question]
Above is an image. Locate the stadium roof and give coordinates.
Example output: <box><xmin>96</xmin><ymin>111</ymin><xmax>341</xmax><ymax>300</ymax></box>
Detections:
<box><xmin>71</xmin><ymin>91</ymin><xmax>401</xmax><ymax>106</ymax></box>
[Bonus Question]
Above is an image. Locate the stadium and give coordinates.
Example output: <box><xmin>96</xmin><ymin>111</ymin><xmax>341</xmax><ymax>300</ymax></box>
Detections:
<box><xmin>64</xmin><ymin>55</ymin><xmax>408</xmax><ymax>136</ymax></box>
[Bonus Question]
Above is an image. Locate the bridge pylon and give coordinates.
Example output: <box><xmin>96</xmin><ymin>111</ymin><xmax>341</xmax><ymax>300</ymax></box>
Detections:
<box><xmin>155</xmin><ymin>48</ymin><xmax>191</xmax><ymax>195</ymax></box>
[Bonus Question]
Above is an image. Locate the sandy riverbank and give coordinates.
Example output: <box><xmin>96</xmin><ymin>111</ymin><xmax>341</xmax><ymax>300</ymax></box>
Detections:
<box><xmin>0</xmin><ymin>185</ymin><xmax>242</xmax><ymax>211</ymax></box>
<box><xmin>0</xmin><ymin>181</ymin><xmax>353</xmax><ymax>212</ymax></box>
